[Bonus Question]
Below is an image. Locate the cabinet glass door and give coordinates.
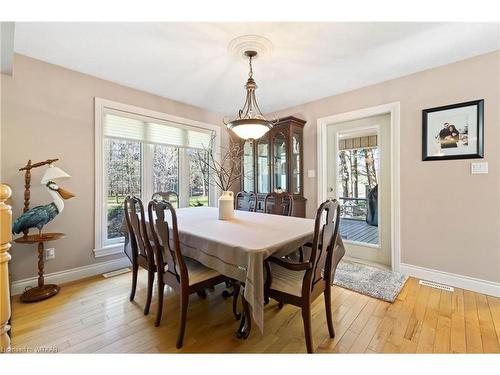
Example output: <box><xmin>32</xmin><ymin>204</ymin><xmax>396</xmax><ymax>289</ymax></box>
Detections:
<box><xmin>242</xmin><ymin>140</ymin><xmax>254</xmax><ymax>192</ymax></box>
<box><xmin>292</xmin><ymin>132</ymin><xmax>301</xmax><ymax>194</ymax></box>
<box><xmin>273</xmin><ymin>132</ymin><xmax>288</xmax><ymax>192</ymax></box>
<box><xmin>257</xmin><ymin>138</ymin><xmax>270</xmax><ymax>193</ymax></box>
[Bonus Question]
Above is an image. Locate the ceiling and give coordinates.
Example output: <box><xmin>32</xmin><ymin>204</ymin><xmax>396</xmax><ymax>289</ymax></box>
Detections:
<box><xmin>13</xmin><ymin>22</ymin><xmax>500</xmax><ymax>115</ymax></box>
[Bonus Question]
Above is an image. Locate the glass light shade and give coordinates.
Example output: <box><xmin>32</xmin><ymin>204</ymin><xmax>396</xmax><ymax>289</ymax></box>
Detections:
<box><xmin>41</xmin><ymin>165</ymin><xmax>71</xmax><ymax>185</ymax></box>
<box><xmin>230</xmin><ymin>123</ymin><xmax>271</xmax><ymax>140</ymax></box>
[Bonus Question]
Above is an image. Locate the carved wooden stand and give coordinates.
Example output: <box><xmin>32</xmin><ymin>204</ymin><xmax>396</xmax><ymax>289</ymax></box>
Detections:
<box><xmin>14</xmin><ymin>233</ymin><xmax>65</xmax><ymax>303</ymax></box>
<box><xmin>15</xmin><ymin>158</ymin><xmax>63</xmax><ymax>303</ymax></box>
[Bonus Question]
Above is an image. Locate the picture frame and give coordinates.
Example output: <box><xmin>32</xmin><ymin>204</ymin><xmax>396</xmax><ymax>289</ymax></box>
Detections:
<box><xmin>422</xmin><ymin>99</ymin><xmax>484</xmax><ymax>161</ymax></box>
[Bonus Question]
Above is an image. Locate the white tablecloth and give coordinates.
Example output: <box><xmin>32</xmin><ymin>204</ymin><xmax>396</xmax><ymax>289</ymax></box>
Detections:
<box><xmin>154</xmin><ymin>207</ymin><xmax>316</xmax><ymax>333</ymax></box>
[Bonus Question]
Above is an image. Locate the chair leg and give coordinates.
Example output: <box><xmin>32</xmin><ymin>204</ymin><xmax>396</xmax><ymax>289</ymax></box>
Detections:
<box><xmin>130</xmin><ymin>262</ymin><xmax>138</xmax><ymax>302</ymax></box>
<box><xmin>232</xmin><ymin>281</ymin><xmax>241</xmax><ymax>320</ymax></box>
<box><xmin>298</xmin><ymin>247</ymin><xmax>304</xmax><ymax>263</ymax></box>
<box><xmin>144</xmin><ymin>269</ymin><xmax>154</xmax><ymax>315</ymax></box>
<box><xmin>301</xmin><ymin>305</ymin><xmax>313</xmax><ymax>354</ymax></box>
<box><xmin>324</xmin><ymin>284</ymin><xmax>335</xmax><ymax>338</ymax></box>
<box><xmin>264</xmin><ymin>261</ymin><xmax>271</xmax><ymax>305</ymax></box>
<box><xmin>176</xmin><ymin>292</ymin><xmax>189</xmax><ymax>349</ymax></box>
<box><xmin>155</xmin><ymin>279</ymin><xmax>165</xmax><ymax>327</ymax></box>
<box><xmin>196</xmin><ymin>289</ymin><xmax>207</xmax><ymax>299</ymax></box>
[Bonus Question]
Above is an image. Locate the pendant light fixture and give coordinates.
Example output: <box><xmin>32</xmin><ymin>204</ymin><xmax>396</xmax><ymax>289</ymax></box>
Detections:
<box><xmin>224</xmin><ymin>50</ymin><xmax>277</xmax><ymax>140</ymax></box>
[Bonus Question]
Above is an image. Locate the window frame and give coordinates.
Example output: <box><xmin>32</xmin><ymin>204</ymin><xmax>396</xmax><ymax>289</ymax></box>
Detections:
<box><xmin>94</xmin><ymin>97</ymin><xmax>221</xmax><ymax>258</ymax></box>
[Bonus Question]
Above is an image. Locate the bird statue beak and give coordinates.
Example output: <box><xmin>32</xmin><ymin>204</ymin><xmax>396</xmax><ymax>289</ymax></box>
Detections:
<box><xmin>57</xmin><ymin>187</ymin><xmax>75</xmax><ymax>200</ymax></box>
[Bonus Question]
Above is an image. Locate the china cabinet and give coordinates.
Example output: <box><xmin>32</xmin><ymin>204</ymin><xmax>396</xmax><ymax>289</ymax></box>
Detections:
<box><xmin>240</xmin><ymin>116</ymin><xmax>306</xmax><ymax>217</ymax></box>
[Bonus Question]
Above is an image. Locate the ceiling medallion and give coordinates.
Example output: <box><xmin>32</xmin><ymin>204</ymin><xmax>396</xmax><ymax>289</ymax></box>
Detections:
<box><xmin>224</xmin><ymin>38</ymin><xmax>277</xmax><ymax>140</ymax></box>
<box><xmin>227</xmin><ymin>34</ymin><xmax>273</xmax><ymax>60</ymax></box>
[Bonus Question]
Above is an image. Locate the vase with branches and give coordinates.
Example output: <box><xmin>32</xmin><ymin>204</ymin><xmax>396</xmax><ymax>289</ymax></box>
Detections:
<box><xmin>193</xmin><ymin>135</ymin><xmax>244</xmax><ymax>219</ymax></box>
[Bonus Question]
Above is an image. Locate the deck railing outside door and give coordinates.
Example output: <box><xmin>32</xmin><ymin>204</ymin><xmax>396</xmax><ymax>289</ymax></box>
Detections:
<box><xmin>338</xmin><ymin>196</ymin><xmax>367</xmax><ymax>220</ymax></box>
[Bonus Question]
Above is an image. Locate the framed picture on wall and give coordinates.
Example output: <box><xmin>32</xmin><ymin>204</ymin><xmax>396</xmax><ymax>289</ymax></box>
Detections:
<box><xmin>422</xmin><ymin>99</ymin><xmax>484</xmax><ymax>161</ymax></box>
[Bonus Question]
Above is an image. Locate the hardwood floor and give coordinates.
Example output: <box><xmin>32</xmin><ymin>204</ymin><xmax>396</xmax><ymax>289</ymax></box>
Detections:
<box><xmin>10</xmin><ymin>270</ymin><xmax>500</xmax><ymax>353</ymax></box>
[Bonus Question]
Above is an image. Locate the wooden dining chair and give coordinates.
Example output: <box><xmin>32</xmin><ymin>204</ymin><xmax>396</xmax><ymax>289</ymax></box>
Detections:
<box><xmin>264</xmin><ymin>192</ymin><xmax>293</xmax><ymax>216</ymax></box>
<box><xmin>235</xmin><ymin>191</ymin><xmax>257</xmax><ymax>212</ymax></box>
<box><xmin>152</xmin><ymin>191</ymin><xmax>179</xmax><ymax>207</ymax></box>
<box><xmin>263</xmin><ymin>191</ymin><xmax>304</xmax><ymax>261</ymax></box>
<box><xmin>148</xmin><ymin>199</ymin><xmax>240</xmax><ymax>349</ymax></box>
<box><xmin>123</xmin><ymin>196</ymin><xmax>156</xmax><ymax>316</ymax></box>
<box><xmin>264</xmin><ymin>199</ymin><xmax>345</xmax><ymax>353</ymax></box>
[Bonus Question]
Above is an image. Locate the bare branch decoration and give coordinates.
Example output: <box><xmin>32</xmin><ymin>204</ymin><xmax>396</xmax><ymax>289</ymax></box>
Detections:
<box><xmin>193</xmin><ymin>135</ymin><xmax>245</xmax><ymax>193</ymax></box>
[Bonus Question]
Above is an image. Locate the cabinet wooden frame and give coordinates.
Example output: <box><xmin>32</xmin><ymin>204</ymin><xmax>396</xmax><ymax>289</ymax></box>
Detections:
<box><xmin>239</xmin><ymin>116</ymin><xmax>306</xmax><ymax>217</ymax></box>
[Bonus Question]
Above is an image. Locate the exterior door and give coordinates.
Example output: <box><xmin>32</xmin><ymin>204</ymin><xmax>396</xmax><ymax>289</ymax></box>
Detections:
<box><xmin>326</xmin><ymin>114</ymin><xmax>392</xmax><ymax>266</ymax></box>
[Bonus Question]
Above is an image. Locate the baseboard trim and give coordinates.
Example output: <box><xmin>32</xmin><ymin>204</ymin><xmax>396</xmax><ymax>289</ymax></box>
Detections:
<box><xmin>93</xmin><ymin>244</ymin><xmax>124</xmax><ymax>258</ymax></box>
<box><xmin>11</xmin><ymin>257</ymin><xmax>131</xmax><ymax>296</ymax></box>
<box><xmin>400</xmin><ymin>263</ymin><xmax>500</xmax><ymax>297</ymax></box>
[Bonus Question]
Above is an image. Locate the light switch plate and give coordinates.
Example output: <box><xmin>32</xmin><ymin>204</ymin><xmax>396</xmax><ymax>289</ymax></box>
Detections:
<box><xmin>307</xmin><ymin>169</ymin><xmax>315</xmax><ymax>178</ymax></box>
<box><xmin>471</xmin><ymin>162</ymin><xmax>488</xmax><ymax>174</ymax></box>
<box><xmin>45</xmin><ymin>248</ymin><xmax>55</xmax><ymax>260</ymax></box>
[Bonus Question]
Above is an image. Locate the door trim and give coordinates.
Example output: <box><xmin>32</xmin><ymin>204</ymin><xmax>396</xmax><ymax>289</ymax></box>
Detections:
<box><xmin>317</xmin><ymin>102</ymin><xmax>401</xmax><ymax>271</ymax></box>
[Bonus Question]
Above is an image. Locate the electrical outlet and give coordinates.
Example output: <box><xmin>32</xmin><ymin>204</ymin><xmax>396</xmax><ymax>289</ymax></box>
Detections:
<box><xmin>45</xmin><ymin>248</ymin><xmax>55</xmax><ymax>260</ymax></box>
<box><xmin>471</xmin><ymin>162</ymin><xmax>488</xmax><ymax>174</ymax></box>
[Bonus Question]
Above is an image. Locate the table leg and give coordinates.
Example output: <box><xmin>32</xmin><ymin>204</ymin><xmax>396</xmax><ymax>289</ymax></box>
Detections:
<box><xmin>236</xmin><ymin>293</ymin><xmax>251</xmax><ymax>339</ymax></box>
<box><xmin>222</xmin><ymin>280</ymin><xmax>242</xmax><ymax>320</ymax></box>
<box><xmin>222</xmin><ymin>280</ymin><xmax>236</xmax><ymax>298</ymax></box>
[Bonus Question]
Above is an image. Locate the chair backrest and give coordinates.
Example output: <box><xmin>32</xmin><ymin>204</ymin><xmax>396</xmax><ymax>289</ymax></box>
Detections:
<box><xmin>264</xmin><ymin>192</ymin><xmax>293</xmax><ymax>216</ymax></box>
<box><xmin>152</xmin><ymin>191</ymin><xmax>179</xmax><ymax>208</ymax></box>
<box><xmin>303</xmin><ymin>199</ymin><xmax>343</xmax><ymax>295</ymax></box>
<box><xmin>123</xmin><ymin>196</ymin><xmax>154</xmax><ymax>266</ymax></box>
<box><xmin>148</xmin><ymin>199</ymin><xmax>188</xmax><ymax>286</ymax></box>
<box><xmin>235</xmin><ymin>191</ymin><xmax>257</xmax><ymax>212</ymax></box>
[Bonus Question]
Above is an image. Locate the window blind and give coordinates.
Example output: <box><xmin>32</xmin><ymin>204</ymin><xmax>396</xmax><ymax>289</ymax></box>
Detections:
<box><xmin>103</xmin><ymin>110</ymin><xmax>213</xmax><ymax>149</ymax></box>
<box><xmin>339</xmin><ymin>135</ymin><xmax>377</xmax><ymax>151</ymax></box>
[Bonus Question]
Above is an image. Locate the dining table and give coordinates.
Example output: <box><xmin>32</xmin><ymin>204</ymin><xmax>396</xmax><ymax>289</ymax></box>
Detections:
<box><xmin>125</xmin><ymin>206</ymin><xmax>344</xmax><ymax>338</ymax></box>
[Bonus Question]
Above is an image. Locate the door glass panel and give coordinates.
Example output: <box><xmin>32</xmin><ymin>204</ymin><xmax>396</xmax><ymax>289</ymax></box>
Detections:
<box><xmin>257</xmin><ymin>139</ymin><xmax>269</xmax><ymax>193</ymax></box>
<box><xmin>273</xmin><ymin>132</ymin><xmax>287</xmax><ymax>192</ymax></box>
<box><xmin>337</xmin><ymin>143</ymin><xmax>380</xmax><ymax>245</ymax></box>
<box><xmin>243</xmin><ymin>140</ymin><xmax>254</xmax><ymax>192</ymax></box>
<box><xmin>292</xmin><ymin>132</ymin><xmax>301</xmax><ymax>194</ymax></box>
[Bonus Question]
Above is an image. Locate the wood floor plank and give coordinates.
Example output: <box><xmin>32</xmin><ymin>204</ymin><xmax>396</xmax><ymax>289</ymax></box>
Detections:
<box><xmin>433</xmin><ymin>290</ymin><xmax>453</xmax><ymax>353</ymax></box>
<box><xmin>475</xmin><ymin>293</ymin><xmax>500</xmax><ymax>353</ymax></box>
<box><xmin>9</xmin><ymin>271</ymin><xmax>499</xmax><ymax>353</ymax></box>
<box><xmin>450</xmin><ymin>288</ymin><xmax>466</xmax><ymax>353</ymax></box>
<box><xmin>366</xmin><ymin>294</ymin><xmax>402</xmax><ymax>352</ymax></box>
<box><xmin>415</xmin><ymin>287</ymin><xmax>441</xmax><ymax>353</ymax></box>
<box><xmin>332</xmin><ymin>329</ymin><xmax>359</xmax><ymax>353</ymax></box>
<box><xmin>349</xmin><ymin>315</ymin><xmax>383</xmax><ymax>353</ymax></box>
<box><xmin>317</xmin><ymin>292</ymin><xmax>370</xmax><ymax>352</ymax></box>
<box><xmin>399</xmin><ymin>282</ymin><xmax>432</xmax><ymax>353</ymax></box>
<box><xmin>463</xmin><ymin>289</ymin><xmax>483</xmax><ymax>353</ymax></box>
<box><xmin>487</xmin><ymin>295</ymin><xmax>500</xmax><ymax>345</ymax></box>
<box><xmin>383</xmin><ymin>277</ymin><xmax>420</xmax><ymax>352</ymax></box>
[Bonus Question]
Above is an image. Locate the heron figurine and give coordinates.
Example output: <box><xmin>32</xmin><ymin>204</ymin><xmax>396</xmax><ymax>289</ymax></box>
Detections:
<box><xmin>12</xmin><ymin>165</ymin><xmax>75</xmax><ymax>236</ymax></box>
